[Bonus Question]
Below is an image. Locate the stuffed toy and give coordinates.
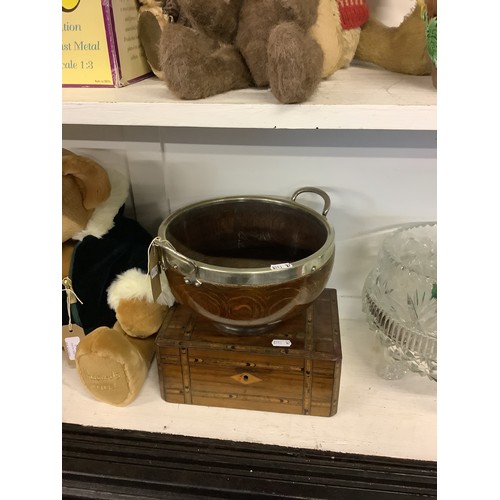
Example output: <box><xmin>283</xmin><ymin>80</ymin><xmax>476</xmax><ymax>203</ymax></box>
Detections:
<box><xmin>62</xmin><ymin>149</ymin><xmax>174</xmax><ymax>406</ymax></box>
<box><xmin>421</xmin><ymin>0</ymin><xmax>437</xmax><ymax>87</ymax></box>
<box><xmin>137</xmin><ymin>0</ymin><xmax>432</xmax><ymax>104</ymax></box>
<box><xmin>138</xmin><ymin>0</ymin><xmax>323</xmax><ymax>103</ymax></box>
<box><xmin>353</xmin><ymin>0</ymin><xmax>433</xmax><ymax>76</ymax></box>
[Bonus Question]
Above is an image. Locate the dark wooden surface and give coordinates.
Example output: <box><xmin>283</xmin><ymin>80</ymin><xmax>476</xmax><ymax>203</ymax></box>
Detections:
<box><xmin>62</xmin><ymin>423</ymin><xmax>437</xmax><ymax>499</ymax></box>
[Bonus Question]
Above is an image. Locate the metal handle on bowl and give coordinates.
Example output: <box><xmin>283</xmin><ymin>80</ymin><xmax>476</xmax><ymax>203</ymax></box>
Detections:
<box><xmin>291</xmin><ymin>187</ymin><xmax>331</xmax><ymax>216</ymax></box>
<box><xmin>154</xmin><ymin>238</ymin><xmax>201</xmax><ymax>286</ymax></box>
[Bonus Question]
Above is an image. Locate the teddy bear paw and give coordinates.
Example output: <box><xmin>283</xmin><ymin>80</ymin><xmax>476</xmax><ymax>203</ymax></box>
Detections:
<box><xmin>75</xmin><ymin>326</ymin><xmax>155</xmax><ymax>406</ymax></box>
<box><xmin>267</xmin><ymin>22</ymin><xmax>324</xmax><ymax>103</ymax></box>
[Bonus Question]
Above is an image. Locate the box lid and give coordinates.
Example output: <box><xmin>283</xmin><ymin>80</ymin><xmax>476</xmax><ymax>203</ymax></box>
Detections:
<box><xmin>156</xmin><ymin>289</ymin><xmax>341</xmax><ymax>361</ymax></box>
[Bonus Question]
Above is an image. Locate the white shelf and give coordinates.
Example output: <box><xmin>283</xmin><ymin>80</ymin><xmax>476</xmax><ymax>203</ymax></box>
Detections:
<box><xmin>62</xmin><ymin>313</ymin><xmax>437</xmax><ymax>462</ymax></box>
<box><xmin>62</xmin><ymin>63</ymin><xmax>436</xmax><ymax>130</ymax></box>
<box><xmin>62</xmin><ymin>59</ymin><xmax>437</xmax><ymax>464</ymax></box>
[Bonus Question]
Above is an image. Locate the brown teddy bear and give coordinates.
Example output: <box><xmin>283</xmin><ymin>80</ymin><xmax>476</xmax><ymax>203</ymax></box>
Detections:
<box><xmin>62</xmin><ymin>149</ymin><xmax>174</xmax><ymax>406</ymax></box>
<box><xmin>138</xmin><ymin>0</ymin><xmax>432</xmax><ymax>104</ymax></box>
<box><xmin>139</xmin><ymin>0</ymin><xmax>431</xmax><ymax>103</ymax></box>
<box><xmin>139</xmin><ymin>0</ymin><xmax>324</xmax><ymax>103</ymax></box>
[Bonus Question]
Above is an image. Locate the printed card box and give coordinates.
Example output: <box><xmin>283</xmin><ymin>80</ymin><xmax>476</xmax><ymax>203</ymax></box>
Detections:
<box><xmin>62</xmin><ymin>0</ymin><xmax>152</xmax><ymax>87</ymax></box>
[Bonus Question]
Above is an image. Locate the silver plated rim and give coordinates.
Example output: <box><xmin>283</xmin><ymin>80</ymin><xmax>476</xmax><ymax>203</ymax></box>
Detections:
<box><xmin>156</xmin><ymin>193</ymin><xmax>335</xmax><ymax>286</ymax></box>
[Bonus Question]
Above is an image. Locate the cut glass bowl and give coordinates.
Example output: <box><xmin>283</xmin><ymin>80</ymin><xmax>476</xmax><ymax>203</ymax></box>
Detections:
<box><xmin>362</xmin><ymin>223</ymin><xmax>437</xmax><ymax>381</ymax></box>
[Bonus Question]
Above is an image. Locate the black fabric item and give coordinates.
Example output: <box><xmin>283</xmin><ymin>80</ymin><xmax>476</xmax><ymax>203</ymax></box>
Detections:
<box><xmin>62</xmin><ymin>206</ymin><xmax>153</xmax><ymax>334</ymax></box>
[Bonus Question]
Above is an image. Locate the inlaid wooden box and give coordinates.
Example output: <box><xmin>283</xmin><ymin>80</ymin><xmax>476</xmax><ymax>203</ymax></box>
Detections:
<box><xmin>155</xmin><ymin>289</ymin><xmax>342</xmax><ymax>417</ymax></box>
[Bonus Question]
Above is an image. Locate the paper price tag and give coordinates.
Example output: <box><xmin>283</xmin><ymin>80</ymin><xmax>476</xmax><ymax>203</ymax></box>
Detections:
<box><xmin>148</xmin><ymin>241</ymin><xmax>162</xmax><ymax>302</ymax></box>
<box><xmin>64</xmin><ymin>336</ymin><xmax>80</xmax><ymax>361</ymax></box>
<box><xmin>272</xmin><ymin>339</ymin><xmax>292</xmax><ymax>347</ymax></box>
<box><xmin>62</xmin><ymin>323</ymin><xmax>85</xmax><ymax>367</ymax></box>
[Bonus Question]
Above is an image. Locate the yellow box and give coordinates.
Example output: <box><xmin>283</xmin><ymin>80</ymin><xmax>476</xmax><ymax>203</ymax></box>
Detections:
<box><xmin>62</xmin><ymin>0</ymin><xmax>152</xmax><ymax>87</ymax></box>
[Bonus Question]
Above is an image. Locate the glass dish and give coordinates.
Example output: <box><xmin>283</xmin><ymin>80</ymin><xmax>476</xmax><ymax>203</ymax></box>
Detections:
<box><xmin>362</xmin><ymin>223</ymin><xmax>437</xmax><ymax>381</ymax></box>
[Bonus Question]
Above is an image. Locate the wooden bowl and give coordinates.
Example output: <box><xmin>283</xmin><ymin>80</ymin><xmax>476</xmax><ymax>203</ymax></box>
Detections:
<box><xmin>156</xmin><ymin>188</ymin><xmax>335</xmax><ymax>333</ymax></box>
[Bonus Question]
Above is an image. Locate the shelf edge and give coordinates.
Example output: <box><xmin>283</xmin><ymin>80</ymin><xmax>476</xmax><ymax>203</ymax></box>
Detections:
<box><xmin>62</xmin><ymin>102</ymin><xmax>437</xmax><ymax>130</ymax></box>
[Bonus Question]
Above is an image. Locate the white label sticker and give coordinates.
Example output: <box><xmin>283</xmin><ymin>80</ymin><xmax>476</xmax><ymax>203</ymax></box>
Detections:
<box><xmin>64</xmin><ymin>336</ymin><xmax>81</xmax><ymax>361</ymax></box>
<box><xmin>270</xmin><ymin>263</ymin><xmax>292</xmax><ymax>270</ymax></box>
<box><xmin>272</xmin><ymin>339</ymin><xmax>292</xmax><ymax>347</ymax></box>
<box><xmin>150</xmin><ymin>263</ymin><xmax>159</xmax><ymax>279</ymax></box>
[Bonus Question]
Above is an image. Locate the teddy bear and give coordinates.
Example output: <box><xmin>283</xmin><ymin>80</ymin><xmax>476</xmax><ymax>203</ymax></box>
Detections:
<box><xmin>138</xmin><ymin>0</ymin><xmax>324</xmax><ymax>103</ymax></box>
<box><xmin>353</xmin><ymin>0</ymin><xmax>433</xmax><ymax>77</ymax></box>
<box><xmin>62</xmin><ymin>149</ymin><xmax>175</xmax><ymax>406</ymax></box>
<box><xmin>137</xmin><ymin>0</ymin><xmax>432</xmax><ymax>104</ymax></box>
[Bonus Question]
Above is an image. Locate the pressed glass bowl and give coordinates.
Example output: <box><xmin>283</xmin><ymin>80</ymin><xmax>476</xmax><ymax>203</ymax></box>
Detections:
<box><xmin>362</xmin><ymin>223</ymin><xmax>437</xmax><ymax>381</ymax></box>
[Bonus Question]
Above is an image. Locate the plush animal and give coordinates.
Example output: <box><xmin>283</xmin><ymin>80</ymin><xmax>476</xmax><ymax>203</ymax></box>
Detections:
<box><xmin>62</xmin><ymin>149</ymin><xmax>174</xmax><ymax>406</ymax></box>
<box><xmin>137</xmin><ymin>0</ymin><xmax>171</xmax><ymax>81</ymax></box>
<box><xmin>138</xmin><ymin>0</ymin><xmax>432</xmax><ymax>104</ymax></box>
<box><xmin>421</xmin><ymin>0</ymin><xmax>437</xmax><ymax>87</ymax></box>
<box><xmin>138</xmin><ymin>0</ymin><xmax>323</xmax><ymax>103</ymax></box>
<box><xmin>353</xmin><ymin>0</ymin><xmax>432</xmax><ymax>76</ymax></box>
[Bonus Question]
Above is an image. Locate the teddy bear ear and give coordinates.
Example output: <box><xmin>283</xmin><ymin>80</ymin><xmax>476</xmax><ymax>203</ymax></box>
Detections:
<box><xmin>62</xmin><ymin>154</ymin><xmax>112</xmax><ymax>210</ymax></box>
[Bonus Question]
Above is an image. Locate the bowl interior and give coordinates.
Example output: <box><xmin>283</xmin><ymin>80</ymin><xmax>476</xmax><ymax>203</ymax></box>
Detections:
<box><xmin>163</xmin><ymin>199</ymin><xmax>328</xmax><ymax>269</ymax></box>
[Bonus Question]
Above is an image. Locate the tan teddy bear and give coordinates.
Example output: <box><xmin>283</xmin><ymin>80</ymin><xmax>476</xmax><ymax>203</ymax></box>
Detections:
<box><xmin>62</xmin><ymin>149</ymin><xmax>174</xmax><ymax>406</ymax></box>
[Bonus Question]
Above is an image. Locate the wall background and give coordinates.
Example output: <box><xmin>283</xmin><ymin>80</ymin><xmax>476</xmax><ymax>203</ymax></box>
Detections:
<box><xmin>62</xmin><ymin>125</ymin><xmax>436</xmax><ymax>320</ymax></box>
